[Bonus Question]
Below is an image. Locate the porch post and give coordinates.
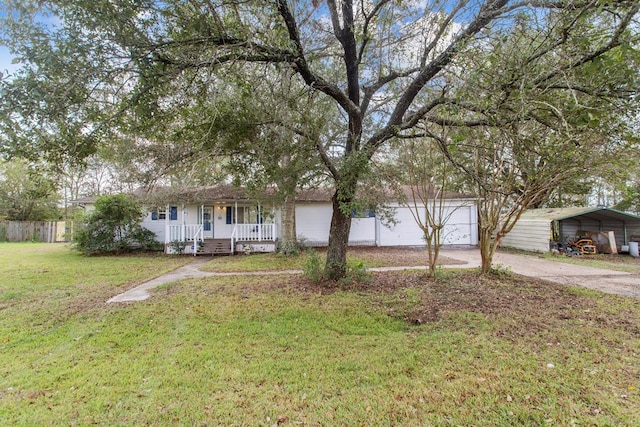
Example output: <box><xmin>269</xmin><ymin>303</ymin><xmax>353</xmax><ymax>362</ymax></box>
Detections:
<box><xmin>181</xmin><ymin>204</ymin><xmax>186</xmax><ymax>242</ymax></box>
<box><xmin>273</xmin><ymin>207</ymin><xmax>277</xmax><ymax>241</ymax></box>
<box><xmin>258</xmin><ymin>204</ymin><xmax>262</xmax><ymax>241</ymax></box>
<box><xmin>165</xmin><ymin>204</ymin><xmax>170</xmax><ymax>242</ymax></box>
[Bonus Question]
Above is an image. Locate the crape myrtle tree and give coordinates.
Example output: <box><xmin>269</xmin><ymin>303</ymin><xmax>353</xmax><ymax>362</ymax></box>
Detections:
<box><xmin>1</xmin><ymin>1</ymin><xmax>638</xmax><ymax>279</ymax></box>
<box><xmin>383</xmin><ymin>135</ymin><xmax>471</xmax><ymax>278</ymax></box>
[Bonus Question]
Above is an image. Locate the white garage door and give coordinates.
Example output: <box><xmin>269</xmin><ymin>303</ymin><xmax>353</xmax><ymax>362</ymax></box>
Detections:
<box><xmin>377</xmin><ymin>205</ymin><xmax>477</xmax><ymax>246</ymax></box>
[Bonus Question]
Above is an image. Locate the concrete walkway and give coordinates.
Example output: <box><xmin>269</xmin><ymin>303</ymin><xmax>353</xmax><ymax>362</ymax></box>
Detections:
<box><xmin>107</xmin><ymin>258</ymin><xmax>301</xmax><ymax>303</ymax></box>
<box><xmin>107</xmin><ymin>250</ymin><xmax>640</xmax><ymax>303</ymax></box>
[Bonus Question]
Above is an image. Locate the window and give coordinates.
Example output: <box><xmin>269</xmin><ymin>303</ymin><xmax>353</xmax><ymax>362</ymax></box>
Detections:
<box><xmin>351</xmin><ymin>208</ymin><xmax>375</xmax><ymax>218</ymax></box>
<box><xmin>226</xmin><ymin>206</ymin><xmax>233</xmax><ymax>224</ymax></box>
<box><xmin>151</xmin><ymin>206</ymin><xmax>177</xmax><ymax>221</ymax></box>
<box><xmin>225</xmin><ymin>206</ymin><xmax>262</xmax><ymax>224</ymax></box>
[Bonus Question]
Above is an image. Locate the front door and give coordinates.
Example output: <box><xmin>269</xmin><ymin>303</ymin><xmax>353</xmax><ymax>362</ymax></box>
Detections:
<box><xmin>202</xmin><ymin>207</ymin><xmax>213</xmax><ymax>238</ymax></box>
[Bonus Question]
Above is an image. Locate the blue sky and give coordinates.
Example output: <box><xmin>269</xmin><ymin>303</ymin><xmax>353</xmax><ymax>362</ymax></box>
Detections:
<box><xmin>0</xmin><ymin>45</ymin><xmax>20</xmax><ymax>77</ymax></box>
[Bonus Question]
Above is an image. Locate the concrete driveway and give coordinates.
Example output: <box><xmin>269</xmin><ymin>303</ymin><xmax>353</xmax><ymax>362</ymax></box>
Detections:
<box><xmin>440</xmin><ymin>248</ymin><xmax>640</xmax><ymax>298</ymax></box>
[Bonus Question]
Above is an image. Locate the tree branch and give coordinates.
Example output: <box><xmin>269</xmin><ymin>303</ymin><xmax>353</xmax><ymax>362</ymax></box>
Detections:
<box><xmin>532</xmin><ymin>2</ymin><xmax>640</xmax><ymax>87</ymax></box>
<box><xmin>357</xmin><ymin>0</ymin><xmax>390</xmax><ymax>65</ymax></box>
<box><xmin>275</xmin><ymin>0</ymin><xmax>360</xmax><ymax>119</ymax></box>
<box><xmin>377</xmin><ymin>0</ymin><xmax>511</xmax><ymax>147</ymax></box>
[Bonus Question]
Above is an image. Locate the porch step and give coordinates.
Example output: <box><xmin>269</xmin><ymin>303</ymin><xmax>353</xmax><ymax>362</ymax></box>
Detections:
<box><xmin>196</xmin><ymin>239</ymin><xmax>232</xmax><ymax>255</ymax></box>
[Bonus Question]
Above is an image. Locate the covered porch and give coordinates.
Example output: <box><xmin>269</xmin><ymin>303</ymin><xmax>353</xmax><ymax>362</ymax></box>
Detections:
<box><xmin>162</xmin><ymin>202</ymin><xmax>277</xmax><ymax>255</ymax></box>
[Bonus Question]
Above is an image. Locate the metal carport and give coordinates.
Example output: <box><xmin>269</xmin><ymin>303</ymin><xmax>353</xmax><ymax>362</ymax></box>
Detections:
<box><xmin>501</xmin><ymin>207</ymin><xmax>640</xmax><ymax>253</ymax></box>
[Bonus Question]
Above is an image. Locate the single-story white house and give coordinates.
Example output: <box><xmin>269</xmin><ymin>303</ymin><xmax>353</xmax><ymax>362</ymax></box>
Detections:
<box><xmin>75</xmin><ymin>185</ymin><xmax>479</xmax><ymax>255</ymax></box>
<box><xmin>501</xmin><ymin>207</ymin><xmax>640</xmax><ymax>253</ymax></box>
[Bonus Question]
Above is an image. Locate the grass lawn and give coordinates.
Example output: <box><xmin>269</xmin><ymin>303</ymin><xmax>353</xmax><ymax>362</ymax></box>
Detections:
<box><xmin>198</xmin><ymin>246</ymin><xmax>459</xmax><ymax>272</ymax></box>
<box><xmin>1</xmin><ymin>243</ymin><xmax>639</xmax><ymax>425</ymax></box>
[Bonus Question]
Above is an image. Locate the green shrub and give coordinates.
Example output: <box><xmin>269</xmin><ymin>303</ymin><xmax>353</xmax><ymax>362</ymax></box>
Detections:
<box><xmin>303</xmin><ymin>248</ymin><xmax>323</xmax><ymax>282</ymax></box>
<box><xmin>277</xmin><ymin>236</ymin><xmax>308</xmax><ymax>256</ymax></box>
<box><xmin>73</xmin><ymin>194</ymin><xmax>161</xmax><ymax>255</ymax></box>
<box><xmin>168</xmin><ymin>240</ymin><xmax>189</xmax><ymax>255</ymax></box>
<box><xmin>340</xmin><ymin>259</ymin><xmax>372</xmax><ymax>286</ymax></box>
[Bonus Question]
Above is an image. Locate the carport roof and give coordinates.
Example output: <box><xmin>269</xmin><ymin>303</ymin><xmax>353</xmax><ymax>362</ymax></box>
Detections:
<box><xmin>519</xmin><ymin>207</ymin><xmax>640</xmax><ymax>223</ymax></box>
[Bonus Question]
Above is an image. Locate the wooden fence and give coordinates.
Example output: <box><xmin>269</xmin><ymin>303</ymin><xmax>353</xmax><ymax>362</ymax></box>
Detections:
<box><xmin>0</xmin><ymin>221</ymin><xmax>68</xmax><ymax>243</ymax></box>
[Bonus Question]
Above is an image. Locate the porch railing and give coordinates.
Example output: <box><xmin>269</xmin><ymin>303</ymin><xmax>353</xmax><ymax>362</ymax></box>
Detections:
<box><xmin>167</xmin><ymin>224</ymin><xmax>203</xmax><ymax>243</ymax></box>
<box><xmin>232</xmin><ymin>223</ymin><xmax>276</xmax><ymax>242</ymax></box>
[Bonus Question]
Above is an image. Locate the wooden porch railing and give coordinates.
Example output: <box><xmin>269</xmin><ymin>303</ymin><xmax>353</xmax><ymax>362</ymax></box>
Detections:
<box><xmin>231</xmin><ymin>223</ymin><xmax>276</xmax><ymax>242</ymax></box>
<box><xmin>167</xmin><ymin>224</ymin><xmax>203</xmax><ymax>243</ymax></box>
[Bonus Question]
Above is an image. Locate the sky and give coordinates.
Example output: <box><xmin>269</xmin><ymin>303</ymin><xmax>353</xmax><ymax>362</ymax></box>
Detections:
<box><xmin>0</xmin><ymin>45</ymin><xmax>20</xmax><ymax>78</ymax></box>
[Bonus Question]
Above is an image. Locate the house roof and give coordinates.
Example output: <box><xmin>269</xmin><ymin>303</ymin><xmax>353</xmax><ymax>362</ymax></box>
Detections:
<box><xmin>295</xmin><ymin>188</ymin><xmax>333</xmax><ymax>202</ymax></box>
<box><xmin>181</xmin><ymin>185</ymin><xmax>253</xmax><ymax>202</ymax></box>
<box><xmin>394</xmin><ymin>186</ymin><xmax>475</xmax><ymax>202</ymax></box>
<box><xmin>295</xmin><ymin>186</ymin><xmax>475</xmax><ymax>203</ymax></box>
<box><xmin>72</xmin><ymin>185</ymin><xmax>475</xmax><ymax>205</ymax></box>
<box><xmin>518</xmin><ymin>207</ymin><xmax>640</xmax><ymax>223</ymax></box>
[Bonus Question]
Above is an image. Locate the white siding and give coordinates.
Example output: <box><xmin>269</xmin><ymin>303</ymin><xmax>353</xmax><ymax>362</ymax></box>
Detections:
<box><xmin>295</xmin><ymin>204</ymin><xmax>394</xmax><ymax>246</ymax></box>
<box><xmin>501</xmin><ymin>220</ymin><xmax>551</xmax><ymax>252</ymax></box>
<box><xmin>141</xmin><ymin>211</ymin><xmax>167</xmax><ymax>242</ymax></box>
<box><xmin>295</xmin><ymin>203</ymin><xmax>333</xmax><ymax>246</ymax></box>
<box><xmin>141</xmin><ymin>204</ymin><xmax>192</xmax><ymax>243</ymax></box>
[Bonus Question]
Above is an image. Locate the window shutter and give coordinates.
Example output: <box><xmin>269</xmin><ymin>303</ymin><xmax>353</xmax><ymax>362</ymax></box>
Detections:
<box><xmin>368</xmin><ymin>208</ymin><xmax>375</xmax><ymax>218</ymax></box>
<box><xmin>151</xmin><ymin>210</ymin><xmax>158</xmax><ymax>221</ymax></box>
<box><xmin>170</xmin><ymin>206</ymin><xmax>178</xmax><ymax>221</ymax></box>
<box><xmin>226</xmin><ymin>206</ymin><xmax>232</xmax><ymax>224</ymax></box>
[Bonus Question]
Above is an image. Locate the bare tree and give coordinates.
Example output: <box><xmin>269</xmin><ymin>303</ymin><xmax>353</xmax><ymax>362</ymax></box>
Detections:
<box><xmin>391</xmin><ymin>136</ymin><xmax>472</xmax><ymax>278</ymax></box>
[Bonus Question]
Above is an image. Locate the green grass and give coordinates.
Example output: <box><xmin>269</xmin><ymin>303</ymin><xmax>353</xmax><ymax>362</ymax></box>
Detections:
<box><xmin>1</xmin><ymin>243</ymin><xmax>639</xmax><ymax>425</ymax></box>
<box><xmin>200</xmin><ymin>251</ymin><xmax>315</xmax><ymax>271</ymax></box>
<box><xmin>199</xmin><ymin>249</ymin><xmax>405</xmax><ymax>272</ymax></box>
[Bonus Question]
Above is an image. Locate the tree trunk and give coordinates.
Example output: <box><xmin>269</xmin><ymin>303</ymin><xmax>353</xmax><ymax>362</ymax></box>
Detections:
<box><xmin>280</xmin><ymin>193</ymin><xmax>297</xmax><ymax>254</ymax></box>
<box><xmin>479</xmin><ymin>226</ymin><xmax>496</xmax><ymax>274</ymax></box>
<box><xmin>427</xmin><ymin>226</ymin><xmax>443</xmax><ymax>279</ymax></box>
<box><xmin>325</xmin><ymin>190</ymin><xmax>352</xmax><ymax>280</ymax></box>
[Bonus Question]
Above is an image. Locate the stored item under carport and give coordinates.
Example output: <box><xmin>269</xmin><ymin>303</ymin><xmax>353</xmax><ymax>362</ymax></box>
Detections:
<box><xmin>567</xmin><ymin>238</ymin><xmax>597</xmax><ymax>256</ymax></box>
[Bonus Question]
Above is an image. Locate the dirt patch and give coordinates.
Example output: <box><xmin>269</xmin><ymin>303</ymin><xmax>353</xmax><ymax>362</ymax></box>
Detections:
<box><xmin>321</xmin><ymin>246</ymin><xmax>465</xmax><ymax>267</ymax></box>
<box><xmin>288</xmin><ymin>270</ymin><xmax>640</xmax><ymax>338</ymax></box>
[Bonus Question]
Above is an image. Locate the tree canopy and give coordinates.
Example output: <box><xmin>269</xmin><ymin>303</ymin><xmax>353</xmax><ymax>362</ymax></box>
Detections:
<box><xmin>0</xmin><ymin>159</ymin><xmax>60</xmax><ymax>221</ymax></box>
